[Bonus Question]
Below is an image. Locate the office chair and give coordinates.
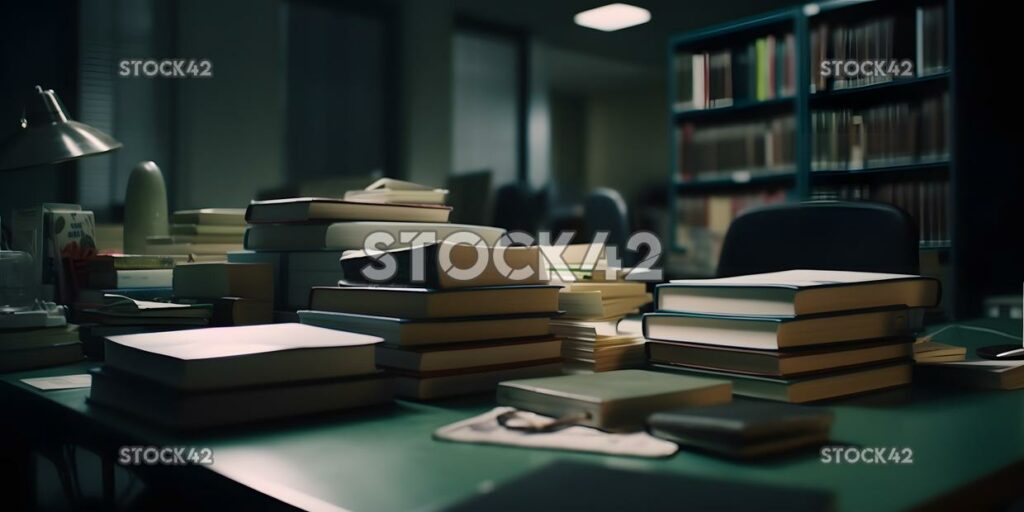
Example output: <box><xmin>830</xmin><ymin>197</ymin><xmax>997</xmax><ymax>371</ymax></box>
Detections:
<box><xmin>717</xmin><ymin>200</ymin><xmax>919</xmax><ymax>277</ymax></box>
<box><xmin>493</xmin><ymin>182</ymin><xmax>537</xmax><ymax>233</ymax></box>
<box><xmin>584</xmin><ymin>188</ymin><xmax>635</xmax><ymax>267</ymax></box>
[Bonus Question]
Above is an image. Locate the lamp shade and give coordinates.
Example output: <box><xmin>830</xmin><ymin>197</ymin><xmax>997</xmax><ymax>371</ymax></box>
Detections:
<box><xmin>0</xmin><ymin>85</ymin><xmax>122</xmax><ymax>171</ymax></box>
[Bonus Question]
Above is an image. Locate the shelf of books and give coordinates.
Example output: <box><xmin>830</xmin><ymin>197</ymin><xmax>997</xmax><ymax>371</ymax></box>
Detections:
<box><xmin>668</xmin><ymin>0</ymin><xmax>955</xmax><ymax>289</ymax></box>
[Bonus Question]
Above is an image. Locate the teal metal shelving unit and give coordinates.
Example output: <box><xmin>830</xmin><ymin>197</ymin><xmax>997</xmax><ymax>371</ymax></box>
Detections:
<box><xmin>667</xmin><ymin>0</ymin><xmax>956</xmax><ymax>251</ymax></box>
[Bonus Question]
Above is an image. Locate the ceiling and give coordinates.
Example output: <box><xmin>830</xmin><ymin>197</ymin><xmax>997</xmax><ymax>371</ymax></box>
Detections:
<box><xmin>452</xmin><ymin>0</ymin><xmax>804</xmax><ymax>70</ymax></box>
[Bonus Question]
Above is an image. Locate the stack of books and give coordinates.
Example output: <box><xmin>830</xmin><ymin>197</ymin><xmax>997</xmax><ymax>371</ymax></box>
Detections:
<box><xmin>553</xmin><ymin>280</ymin><xmax>651</xmax><ymax>372</ymax></box>
<box><xmin>145</xmin><ymin>208</ymin><xmax>247</xmax><ymax>262</ymax></box>
<box><xmin>300</xmin><ymin>242</ymin><xmax>564</xmax><ymax>400</ymax></box>
<box><xmin>644</xmin><ymin>270</ymin><xmax>941</xmax><ymax>403</ymax></box>
<box><xmin>75</xmin><ymin>295</ymin><xmax>212</xmax><ymax>358</ymax></box>
<box><xmin>229</xmin><ymin>197</ymin><xmax>505</xmax><ymax>312</ymax></box>
<box><xmin>88</xmin><ymin>323</ymin><xmax>393</xmax><ymax>429</ymax></box>
<box><xmin>172</xmin><ymin>262</ymin><xmax>274</xmax><ymax>326</ymax></box>
<box><xmin>0</xmin><ymin>305</ymin><xmax>82</xmax><ymax>372</ymax></box>
<box><xmin>72</xmin><ymin>254</ymin><xmax>176</xmax><ymax>305</ymax></box>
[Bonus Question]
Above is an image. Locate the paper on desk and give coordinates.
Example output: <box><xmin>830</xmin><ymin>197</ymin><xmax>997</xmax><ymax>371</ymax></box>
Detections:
<box><xmin>21</xmin><ymin>374</ymin><xmax>92</xmax><ymax>390</ymax></box>
<box><xmin>434</xmin><ymin>407</ymin><xmax>678</xmax><ymax>458</ymax></box>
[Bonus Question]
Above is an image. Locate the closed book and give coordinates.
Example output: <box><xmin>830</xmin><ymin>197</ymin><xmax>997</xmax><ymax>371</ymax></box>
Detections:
<box><xmin>393</xmin><ymin>361</ymin><xmax>563</xmax><ymax>400</ymax></box>
<box><xmin>80</xmin><ymin>254</ymin><xmax>176</xmax><ymax>272</ymax></box>
<box><xmin>244</xmin><ymin>197</ymin><xmax>451</xmax><ymax>224</ymax></box>
<box><xmin>243</xmin><ymin>222</ymin><xmax>505</xmax><ymax>251</ymax></box>
<box><xmin>0</xmin><ymin>324</ymin><xmax>79</xmax><ymax>351</ymax></box>
<box><xmin>88</xmin><ymin>367</ymin><xmax>393</xmax><ymax>429</ymax></box>
<box><xmin>559</xmin><ymin>291</ymin><xmax>652</xmax><ymax>320</ymax></box>
<box><xmin>0</xmin><ymin>341</ymin><xmax>83</xmax><ymax>373</ymax></box>
<box><xmin>297</xmin><ymin>310</ymin><xmax>552</xmax><ymax>347</ymax></box>
<box><xmin>496</xmin><ymin>369</ymin><xmax>732</xmax><ymax>431</ymax></box>
<box><xmin>148</xmin><ymin>234</ymin><xmax>243</xmax><ymax>245</ymax></box>
<box><xmin>657</xmin><ymin>270</ymin><xmax>940</xmax><ymax>317</ymax></box>
<box><xmin>104</xmin><ymin>323</ymin><xmax>382</xmax><ymax>391</ymax></box>
<box><xmin>558</xmin><ymin>281</ymin><xmax>647</xmax><ymax>299</ymax></box>
<box><xmin>643</xmin><ymin>307</ymin><xmax>913</xmax><ymax>350</ymax></box>
<box><xmin>308</xmin><ymin>285</ymin><xmax>561</xmax><ymax>320</ymax></box>
<box><xmin>340</xmin><ymin>243</ymin><xmax>544</xmax><ymax>289</ymax></box>
<box><xmin>647</xmin><ymin>401</ymin><xmax>833</xmax><ymax>442</ymax></box>
<box><xmin>646</xmin><ymin>338</ymin><xmax>913</xmax><ymax>377</ymax></box>
<box><xmin>377</xmin><ymin>337</ymin><xmax>561</xmax><ymax>372</ymax></box>
<box><xmin>172</xmin><ymin>262</ymin><xmax>274</xmax><ymax>301</ymax></box>
<box><xmin>175</xmin><ymin>297</ymin><xmax>274</xmax><ymax>326</ymax></box>
<box><xmin>144</xmin><ymin>242</ymin><xmax>240</xmax><ymax>256</ymax></box>
<box><xmin>171</xmin><ymin>208</ymin><xmax>246</xmax><ymax>226</ymax></box>
<box><xmin>227</xmin><ymin>250</ymin><xmax>289</xmax><ymax>306</ymax></box>
<box><xmin>86</xmin><ymin>268</ymin><xmax>174</xmax><ymax>290</ymax></box>
<box><xmin>170</xmin><ymin>224</ymin><xmax>247</xmax><ymax>236</ymax></box>
<box><xmin>651</xmin><ymin>362</ymin><xmax>913</xmax><ymax>403</ymax></box>
<box><xmin>915</xmin><ymin>359</ymin><xmax>1024</xmax><ymax>390</ymax></box>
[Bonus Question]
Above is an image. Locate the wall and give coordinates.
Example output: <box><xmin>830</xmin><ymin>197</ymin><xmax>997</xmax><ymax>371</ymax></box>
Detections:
<box><xmin>582</xmin><ymin>80</ymin><xmax>669</xmax><ymax>206</ymax></box>
<box><xmin>172</xmin><ymin>0</ymin><xmax>285</xmax><ymax>209</ymax></box>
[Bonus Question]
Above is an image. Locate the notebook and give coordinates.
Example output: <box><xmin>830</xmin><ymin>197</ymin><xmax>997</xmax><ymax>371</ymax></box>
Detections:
<box><xmin>497</xmin><ymin>369</ymin><xmax>732</xmax><ymax>431</ymax></box>
<box><xmin>104</xmin><ymin>323</ymin><xmax>382</xmax><ymax>391</ymax></box>
<box><xmin>657</xmin><ymin>269</ymin><xmax>940</xmax><ymax>317</ymax></box>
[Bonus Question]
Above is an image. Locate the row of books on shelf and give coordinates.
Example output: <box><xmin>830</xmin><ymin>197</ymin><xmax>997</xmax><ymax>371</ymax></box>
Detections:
<box><xmin>674</xmin><ymin>189</ymin><xmax>789</xmax><ymax>276</ymax></box>
<box><xmin>811</xmin><ymin>93</ymin><xmax>948</xmax><ymax>171</ymax></box>
<box><xmin>674</xmin><ymin>5</ymin><xmax>947</xmax><ymax>105</ymax></box>
<box><xmin>674</xmin><ymin>32</ymin><xmax>796</xmax><ymax>111</ymax></box>
<box><xmin>677</xmin><ymin>116</ymin><xmax>795</xmax><ymax>182</ymax></box>
<box><xmin>811</xmin><ymin>179</ymin><xmax>951</xmax><ymax>245</ymax></box>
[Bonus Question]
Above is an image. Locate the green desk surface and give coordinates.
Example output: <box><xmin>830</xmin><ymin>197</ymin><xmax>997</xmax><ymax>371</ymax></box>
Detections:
<box><xmin>3</xmin><ymin>319</ymin><xmax>1023</xmax><ymax>511</ymax></box>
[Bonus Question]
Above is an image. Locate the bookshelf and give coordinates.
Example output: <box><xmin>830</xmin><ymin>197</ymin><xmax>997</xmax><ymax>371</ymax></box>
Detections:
<box><xmin>667</xmin><ymin>0</ymin><xmax>959</xmax><ymax>315</ymax></box>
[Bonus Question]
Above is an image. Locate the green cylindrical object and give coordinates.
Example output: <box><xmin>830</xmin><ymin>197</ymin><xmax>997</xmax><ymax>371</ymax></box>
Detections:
<box><xmin>123</xmin><ymin>161</ymin><xmax>169</xmax><ymax>254</ymax></box>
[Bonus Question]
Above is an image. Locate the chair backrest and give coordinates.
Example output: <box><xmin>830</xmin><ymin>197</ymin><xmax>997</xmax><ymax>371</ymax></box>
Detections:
<box><xmin>584</xmin><ymin>188</ymin><xmax>634</xmax><ymax>267</ymax></box>
<box><xmin>717</xmin><ymin>200</ymin><xmax>919</xmax><ymax>277</ymax></box>
<box><xmin>492</xmin><ymin>182</ymin><xmax>536</xmax><ymax>233</ymax></box>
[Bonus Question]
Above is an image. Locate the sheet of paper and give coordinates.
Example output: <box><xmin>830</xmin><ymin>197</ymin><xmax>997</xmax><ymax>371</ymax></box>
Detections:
<box><xmin>21</xmin><ymin>374</ymin><xmax>92</xmax><ymax>390</ymax></box>
<box><xmin>434</xmin><ymin>407</ymin><xmax>678</xmax><ymax>458</ymax></box>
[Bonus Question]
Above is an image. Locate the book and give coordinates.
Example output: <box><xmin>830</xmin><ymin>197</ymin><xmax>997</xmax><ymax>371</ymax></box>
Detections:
<box><xmin>171</xmin><ymin>208</ymin><xmax>246</xmax><ymax>226</ymax></box>
<box><xmin>559</xmin><ymin>291</ymin><xmax>652</xmax><ymax>320</ymax></box>
<box><xmin>79</xmin><ymin>254</ymin><xmax>176</xmax><ymax>272</ymax></box>
<box><xmin>652</xmin><ymin>362</ymin><xmax>913</xmax><ymax>403</ymax></box>
<box><xmin>915</xmin><ymin>359</ymin><xmax>1024</xmax><ymax>390</ymax></box>
<box><xmin>496</xmin><ymin>369</ymin><xmax>732</xmax><ymax>431</ymax></box>
<box><xmin>344</xmin><ymin>178</ymin><xmax>448</xmax><ymax>205</ymax></box>
<box><xmin>643</xmin><ymin>307</ymin><xmax>913</xmax><ymax>350</ymax></box>
<box><xmin>647</xmin><ymin>338</ymin><xmax>913</xmax><ymax>377</ymax></box>
<box><xmin>143</xmin><ymin>241</ymin><xmax>241</xmax><ymax>256</ymax></box>
<box><xmin>657</xmin><ymin>270</ymin><xmax>940</xmax><ymax>317</ymax></box>
<box><xmin>244</xmin><ymin>197</ymin><xmax>452</xmax><ymax>224</ymax></box>
<box><xmin>85</xmin><ymin>268</ymin><xmax>174</xmax><ymax>290</ymax></box>
<box><xmin>557</xmin><ymin>281</ymin><xmax>647</xmax><ymax>299</ymax></box>
<box><xmin>148</xmin><ymin>234</ymin><xmax>244</xmax><ymax>245</ymax></box>
<box><xmin>88</xmin><ymin>367</ymin><xmax>393</xmax><ymax>429</ymax></box>
<box><xmin>0</xmin><ymin>341</ymin><xmax>83</xmax><ymax>373</ymax></box>
<box><xmin>297</xmin><ymin>310</ymin><xmax>552</xmax><ymax>347</ymax></box>
<box><xmin>104</xmin><ymin>323</ymin><xmax>382</xmax><ymax>391</ymax></box>
<box><xmin>340</xmin><ymin>243</ymin><xmax>544</xmax><ymax>288</ymax></box>
<box><xmin>172</xmin><ymin>262</ymin><xmax>274</xmax><ymax>301</ymax></box>
<box><xmin>913</xmin><ymin>340</ymin><xmax>966</xmax><ymax>363</ymax></box>
<box><xmin>393</xmin><ymin>361</ymin><xmax>563</xmax><ymax>400</ymax></box>
<box><xmin>169</xmin><ymin>224</ymin><xmax>247</xmax><ymax>236</ymax></box>
<box><xmin>376</xmin><ymin>337</ymin><xmax>561</xmax><ymax>372</ymax></box>
<box><xmin>308</xmin><ymin>285</ymin><xmax>561</xmax><ymax>319</ymax></box>
<box><xmin>243</xmin><ymin>222</ymin><xmax>506</xmax><ymax>251</ymax></box>
<box><xmin>77</xmin><ymin>295</ymin><xmax>212</xmax><ymax>326</ymax></box>
<box><xmin>0</xmin><ymin>324</ymin><xmax>80</xmax><ymax>351</ymax></box>
<box><xmin>175</xmin><ymin>297</ymin><xmax>274</xmax><ymax>326</ymax></box>
<box><xmin>647</xmin><ymin>401</ymin><xmax>833</xmax><ymax>457</ymax></box>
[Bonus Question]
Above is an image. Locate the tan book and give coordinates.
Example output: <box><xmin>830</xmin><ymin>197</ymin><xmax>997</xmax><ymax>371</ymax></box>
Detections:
<box><xmin>308</xmin><ymin>285</ymin><xmax>560</xmax><ymax>320</ymax></box>
<box><xmin>245</xmin><ymin>197</ymin><xmax>451</xmax><ymax>224</ymax></box>
<box><xmin>173</xmin><ymin>262</ymin><xmax>274</xmax><ymax>301</ymax></box>
<box><xmin>171</xmin><ymin>208</ymin><xmax>246</xmax><ymax>226</ymax></box>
